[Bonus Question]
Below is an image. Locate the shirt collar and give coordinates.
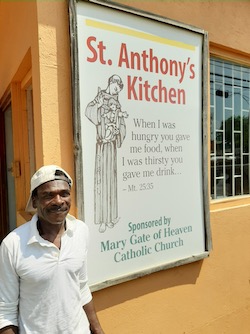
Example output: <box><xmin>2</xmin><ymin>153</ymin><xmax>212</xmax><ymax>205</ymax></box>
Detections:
<box><xmin>64</xmin><ymin>214</ymin><xmax>76</xmax><ymax>237</ymax></box>
<box><xmin>27</xmin><ymin>213</ymin><xmax>76</xmax><ymax>245</ymax></box>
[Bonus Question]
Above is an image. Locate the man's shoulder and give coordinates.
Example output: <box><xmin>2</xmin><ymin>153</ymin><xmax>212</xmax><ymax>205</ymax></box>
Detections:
<box><xmin>1</xmin><ymin>218</ymin><xmax>34</xmax><ymax>248</ymax></box>
<box><xmin>67</xmin><ymin>214</ymin><xmax>89</xmax><ymax>231</ymax></box>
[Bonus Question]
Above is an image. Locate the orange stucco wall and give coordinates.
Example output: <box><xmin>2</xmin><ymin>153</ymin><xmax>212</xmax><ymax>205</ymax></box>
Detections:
<box><xmin>0</xmin><ymin>0</ymin><xmax>76</xmax><ymax>215</ymax></box>
<box><xmin>1</xmin><ymin>1</ymin><xmax>250</xmax><ymax>333</ymax></box>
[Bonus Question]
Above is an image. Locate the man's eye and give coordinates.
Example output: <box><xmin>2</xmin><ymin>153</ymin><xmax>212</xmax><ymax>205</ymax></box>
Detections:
<box><xmin>44</xmin><ymin>194</ymin><xmax>53</xmax><ymax>199</ymax></box>
<box><xmin>61</xmin><ymin>191</ymin><xmax>70</xmax><ymax>197</ymax></box>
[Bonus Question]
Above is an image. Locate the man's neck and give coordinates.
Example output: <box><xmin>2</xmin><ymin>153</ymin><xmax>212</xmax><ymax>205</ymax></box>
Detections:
<box><xmin>37</xmin><ymin>219</ymin><xmax>66</xmax><ymax>238</ymax></box>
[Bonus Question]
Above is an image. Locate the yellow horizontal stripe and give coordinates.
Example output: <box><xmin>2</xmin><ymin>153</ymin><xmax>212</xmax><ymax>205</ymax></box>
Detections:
<box><xmin>85</xmin><ymin>19</ymin><xmax>195</xmax><ymax>51</ymax></box>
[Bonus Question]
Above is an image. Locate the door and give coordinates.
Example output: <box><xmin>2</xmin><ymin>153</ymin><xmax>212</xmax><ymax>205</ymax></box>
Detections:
<box><xmin>0</xmin><ymin>109</ymin><xmax>8</xmax><ymax>242</ymax></box>
<box><xmin>0</xmin><ymin>104</ymin><xmax>16</xmax><ymax>241</ymax></box>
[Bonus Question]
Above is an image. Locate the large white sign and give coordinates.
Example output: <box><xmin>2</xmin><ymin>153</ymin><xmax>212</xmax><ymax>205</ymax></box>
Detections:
<box><xmin>74</xmin><ymin>1</ymin><xmax>209</xmax><ymax>289</ymax></box>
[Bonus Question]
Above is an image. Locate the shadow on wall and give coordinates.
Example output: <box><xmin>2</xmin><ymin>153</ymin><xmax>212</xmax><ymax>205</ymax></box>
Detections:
<box><xmin>93</xmin><ymin>259</ymin><xmax>203</xmax><ymax>311</ymax></box>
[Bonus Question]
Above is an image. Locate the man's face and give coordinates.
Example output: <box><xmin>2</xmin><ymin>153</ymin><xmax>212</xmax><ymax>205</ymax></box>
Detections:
<box><xmin>109</xmin><ymin>82</ymin><xmax>122</xmax><ymax>95</ymax></box>
<box><xmin>32</xmin><ymin>180</ymin><xmax>71</xmax><ymax>225</ymax></box>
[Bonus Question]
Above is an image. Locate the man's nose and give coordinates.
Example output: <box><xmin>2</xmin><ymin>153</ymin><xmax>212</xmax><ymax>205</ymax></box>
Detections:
<box><xmin>54</xmin><ymin>194</ymin><xmax>64</xmax><ymax>204</ymax></box>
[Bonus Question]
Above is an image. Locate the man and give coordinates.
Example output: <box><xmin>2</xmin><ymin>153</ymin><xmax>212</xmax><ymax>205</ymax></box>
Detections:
<box><xmin>0</xmin><ymin>165</ymin><xmax>105</xmax><ymax>334</ymax></box>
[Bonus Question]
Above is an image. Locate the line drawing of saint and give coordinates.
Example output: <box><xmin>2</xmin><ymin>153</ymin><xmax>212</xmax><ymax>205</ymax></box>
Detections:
<box><xmin>85</xmin><ymin>75</ymin><xmax>128</xmax><ymax>233</ymax></box>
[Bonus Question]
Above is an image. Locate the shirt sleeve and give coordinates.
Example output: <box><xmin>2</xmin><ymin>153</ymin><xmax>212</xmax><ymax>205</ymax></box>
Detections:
<box><xmin>0</xmin><ymin>240</ymin><xmax>19</xmax><ymax>329</ymax></box>
<box><xmin>79</xmin><ymin>224</ymin><xmax>92</xmax><ymax>306</ymax></box>
<box><xmin>79</xmin><ymin>265</ymin><xmax>92</xmax><ymax>306</ymax></box>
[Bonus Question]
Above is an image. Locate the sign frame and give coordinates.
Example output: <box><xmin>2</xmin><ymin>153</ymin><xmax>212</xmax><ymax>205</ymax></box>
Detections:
<box><xmin>69</xmin><ymin>0</ymin><xmax>211</xmax><ymax>291</ymax></box>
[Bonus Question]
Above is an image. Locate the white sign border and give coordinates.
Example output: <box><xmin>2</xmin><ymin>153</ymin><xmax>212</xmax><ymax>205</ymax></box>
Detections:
<box><xmin>69</xmin><ymin>0</ymin><xmax>211</xmax><ymax>292</ymax></box>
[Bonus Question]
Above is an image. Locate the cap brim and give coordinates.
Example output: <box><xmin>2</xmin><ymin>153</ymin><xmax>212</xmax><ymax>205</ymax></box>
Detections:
<box><xmin>25</xmin><ymin>194</ymin><xmax>36</xmax><ymax>212</ymax></box>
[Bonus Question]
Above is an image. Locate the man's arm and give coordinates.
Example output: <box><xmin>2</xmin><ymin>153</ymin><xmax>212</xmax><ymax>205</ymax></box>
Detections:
<box><xmin>0</xmin><ymin>241</ymin><xmax>19</xmax><ymax>332</ymax></box>
<box><xmin>83</xmin><ymin>300</ymin><xmax>105</xmax><ymax>334</ymax></box>
<box><xmin>0</xmin><ymin>325</ymin><xmax>18</xmax><ymax>334</ymax></box>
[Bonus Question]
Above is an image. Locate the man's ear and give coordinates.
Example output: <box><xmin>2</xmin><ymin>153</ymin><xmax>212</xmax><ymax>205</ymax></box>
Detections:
<box><xmin>32</xmin><ymin>196</ymin><xmax>37</xmax><ymax>209</ymax></box>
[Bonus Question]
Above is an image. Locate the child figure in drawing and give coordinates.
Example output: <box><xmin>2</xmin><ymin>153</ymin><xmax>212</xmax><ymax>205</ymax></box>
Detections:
<box><xmin>85</xmin><ymin>75</ymin><xmax>128</xmax><ymax>233</ymax></box>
